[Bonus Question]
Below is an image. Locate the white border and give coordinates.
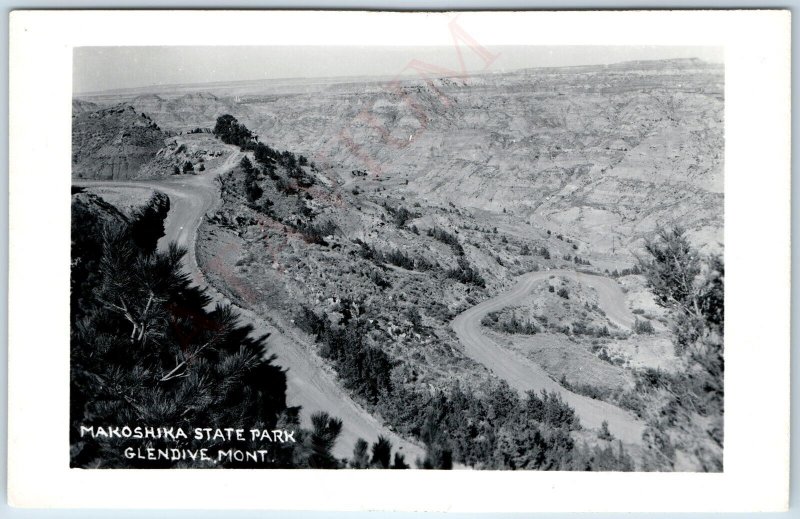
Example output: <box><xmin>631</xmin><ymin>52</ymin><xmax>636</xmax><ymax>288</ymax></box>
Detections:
<box><xmin>8</xmin><ymin>10</ymin><xmax>791</xmax><ymax>511</ymax></box>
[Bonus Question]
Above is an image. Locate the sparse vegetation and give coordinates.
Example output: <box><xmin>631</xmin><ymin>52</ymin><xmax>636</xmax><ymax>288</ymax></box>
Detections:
<box><xmin>482</xmin><ymin>310</ymin><xmax>540</xmax><ymax>334</ymax></box>
<box><xmin>427</xmin><ymin>226</ymin><xmax>464</xmax><ymax>255</ymax></box>
<box><xmin>446</xmin><ymin>257</ymin><xmax>486</xmax><ymax>287</ymax></box>
<box><xmin>355</xmin><ymin>240</ymin><xmax>435</xmax><ymax>272</ymax></box>
<box><xmin>384</xmin><ymin>204</ymin><xmax>417</xmax><ymax>228</ymax></box>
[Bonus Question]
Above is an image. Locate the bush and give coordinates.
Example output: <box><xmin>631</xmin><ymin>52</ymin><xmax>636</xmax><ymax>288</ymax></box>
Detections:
<box><xmin>598</xmin><ymin>420</ymin><xmax>614</xmax><ymax>441</ymax></box>
<box><xmin>350</xmin><ymin>439</ymin><xmax>370</xmax><ymax>468</ymax></box>
<box><xmin>370</xmin><ymin>436</ymin><xmax>393</xmax><ymax>468</ymax></box>
<box><xmin>385</xmin><ymin>205</ymin><xmax>416</xmax><ymax>228</ymax></box>
<box><xmin>557</xmin><ymin>287</ymin><xmax>569</xmax><ymax>299</ymax></box>
<box><xmin>294</xmin><ymin>219</ymin><xmax>338</xmax><ymax>246</ymax></box>
<box><xmin>357</xmin><ymin>241</ymin><xmax>435</xmax><ymax>272</ymax></box>
<box><xmin>368</xmin><ymin>270</ymin><xmax>392</xmax><ymax>290</ymax></box>
<box><xmin>446</xmin><ymin>257</ymin><xmax>486</xmax><ymax>287</ymax></box>
<box><xmin>213</xmin><ymin>114</ymin><xmax>253</xmax><ymax>148</ymax></box>
<box><xmin>634</xmin><ymin>317</ymin><xmax>655</xmax><ymax>334</ymax></box>
<box><xmin>525</xmin><ymin>390</ymin><xmax>581</xmax><ymax>431</ymax></box>
<box><xmin>482</xmin><ymin>311</ymin><xmax>539</xmax><ymax>335</ymax></box>
<box><xmin>428</xmin><ymin>227</ymin><xmax>464</xmax><ymax>255</ymax></box>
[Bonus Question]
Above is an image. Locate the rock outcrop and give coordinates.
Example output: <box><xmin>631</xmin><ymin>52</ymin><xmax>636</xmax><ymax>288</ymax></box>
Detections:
<box><xmin>72</xmin><ymin>104</ymin><xmax>168</xmax><ymax>180</ymax></box>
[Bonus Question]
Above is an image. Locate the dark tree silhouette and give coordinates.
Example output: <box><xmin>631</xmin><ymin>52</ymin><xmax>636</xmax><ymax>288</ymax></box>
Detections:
<box><xmin>306</xmin><ymin>412</ymin><xmax>343</xmax><ymax>468</ymax></box>
<box><xmin>370</xmin><ymin>435</ymin><xmax>392</xmax><ymax>468</ymax></box>
<box><xmin>350</xmin><ymin>438</ymin><xmax>370</xmax><ymax>469</ymax></box>
<box><xmin>392</xmin><ymin>452</ymin><xmax>410</xmax><ymax>469</ymax></box>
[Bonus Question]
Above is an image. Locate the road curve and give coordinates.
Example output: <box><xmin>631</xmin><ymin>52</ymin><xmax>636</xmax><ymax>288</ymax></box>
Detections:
<box><xmin>452</xmin><ymin>269</ymin><xmax>646</xmax><ymax>445</ymax></box>
<box><xmin>75</xmin><ymin>149</ymin><xmax>425</xmax><ymax>462</ymax></box>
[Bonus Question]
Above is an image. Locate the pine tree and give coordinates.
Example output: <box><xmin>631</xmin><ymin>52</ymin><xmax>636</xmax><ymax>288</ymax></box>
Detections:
<box><xmin>306</xmin><ymin>412</ymin><xmax>343</xmax><ymax>468</ymax></box>
<box><xmin>350</xmin><ymin>438</ymin><xmax>370</xmax><ymax>469</ymax></box>
<box><xmin>639</xmin><ymin>226</ymin><xmax>724</xmax><ymax>471</ymax></box>
<box><xmin>392</xmin><ymin>452</ymin><xmax>410</xmax><ymax>469</ymax></box>
<box><xmin>70</xmin><ymin>194</ymin><xmax>342</xmax><ymax>468</ymax></box>
<box><xmin>370</xmin><ymin>435</ymin><xmax>392</xmax><ymax>468</ymax></box>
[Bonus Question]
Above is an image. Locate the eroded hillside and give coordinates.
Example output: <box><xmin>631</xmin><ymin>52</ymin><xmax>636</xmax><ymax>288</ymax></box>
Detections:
<box><xmin>72</xmin><ymin>104</ymin><xmax>232</xmax><ymax>180</ymax></box>
<box><xmin>72</xmin><ymin>104</ymin><xmax>168</xmax><ymax>180</ymax></box>
<box><xmin>79</xmin><ymin>58</ymin><xmax>722</xmax><ymax>254</ymax></box>
<box><xmin>72</xmin><ymin>58</ymin><xmax>724</xmax><ymax>471</ymax></box>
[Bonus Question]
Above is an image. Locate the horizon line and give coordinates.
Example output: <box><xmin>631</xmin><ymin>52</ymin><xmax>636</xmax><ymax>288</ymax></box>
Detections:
<box><xmin>73</xmin><ymin>55</ymin><xmax>720</xmax><ymax>97</ymax></box>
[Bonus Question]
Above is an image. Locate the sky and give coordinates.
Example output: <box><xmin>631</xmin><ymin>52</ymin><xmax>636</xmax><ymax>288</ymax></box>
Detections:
<box><xmin>73</xmin><ymin>45</ymin><xmax>723</xmax><ymax>94</ymax></box>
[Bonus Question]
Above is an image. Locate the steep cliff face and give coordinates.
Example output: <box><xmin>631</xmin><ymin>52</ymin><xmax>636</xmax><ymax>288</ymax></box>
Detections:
<box><xmin>72</xmin><ymin>104</ymin><xmax>168</xmax><ymax>180</ymax></box>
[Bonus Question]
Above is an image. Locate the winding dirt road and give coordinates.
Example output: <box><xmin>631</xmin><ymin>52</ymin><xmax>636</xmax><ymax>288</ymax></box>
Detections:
<box><xmin>75</xmin><ymin>149</ymin><xmax>424</xmax><ymax>461</ymax></box>
<box><xmin>452</xmin><ymin>269</ymin><xmax>646</xmax><ymax>445</ymax></box>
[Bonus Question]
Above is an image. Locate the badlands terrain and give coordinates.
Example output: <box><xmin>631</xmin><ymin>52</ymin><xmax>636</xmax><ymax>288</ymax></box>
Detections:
<box><xmin>72</xmin><ymin>58</ymin><xmax>724</xmax><ymax>470</ymax></box>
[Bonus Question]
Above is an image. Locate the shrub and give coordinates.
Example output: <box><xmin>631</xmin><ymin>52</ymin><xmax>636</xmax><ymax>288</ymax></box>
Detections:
<box><xmin>213</xmin><ymin>114</ymin><xmax>253</xmax><ymax>147</ymax></box>
<box><xmin>368</xmin><ymin>270</ymin><xmax>392</xmax><ymax>290</ymax></box>
<box><xmin>392</xmin><ymin>452</ymin><xmax>410</xmax><ymax>469</ymax></box>
<box><xmin>598</xmin><ymin>420</ymin><xmax>615</xmax><ymax>441</ymax></box>
<box><xmin>385</xmin><ymin>205</ymin><xmax>415</xmax><ymax>228</ymax></box>
<box><xmin>350</xmin><ymin>439</ymin><xmax>370</xmax><ymax>468</ymax></box>
<box><xmin>296</xmin><ymin>219</ymin><xmax>338</xmax><ymax>246</ymax></box>
<box><xmin>370</xmin><ymin>436</ymin><xmax>393</xmax><ymax>468</ymax></box>
<box><xmin>446</xmin><ymin>257</ymin><xmax>486</xmax><ymax>287</ymax></box>
<box><xmin>634</xmin><ymin>317</ymin><xmax>655</xmax><ymax>334</ymax></box>
<box><xmin>525</xmin><ymin>390</ymin><xmax>581</xmax><ymax>431</ymax></box>
<box><xmin>428</xmin><ymin>227</ymin><xmax>464</xmax><ymax>255</ymax></box>
<box><xmin>482</xmin><ymin>311</ymin><xmax>539</xmax><ymax>335</ymax></box>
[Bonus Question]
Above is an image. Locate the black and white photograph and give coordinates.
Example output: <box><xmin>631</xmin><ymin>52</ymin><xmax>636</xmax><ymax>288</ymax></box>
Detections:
<box><xmin>69</xmin><ymin>42</ymin><xmax>724</xmax><ymax>471</ymax></box>
<box><xmin>7</xmin><ymin>9</ymin><xmax>790</xmax><ymax>512</ymax></box>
